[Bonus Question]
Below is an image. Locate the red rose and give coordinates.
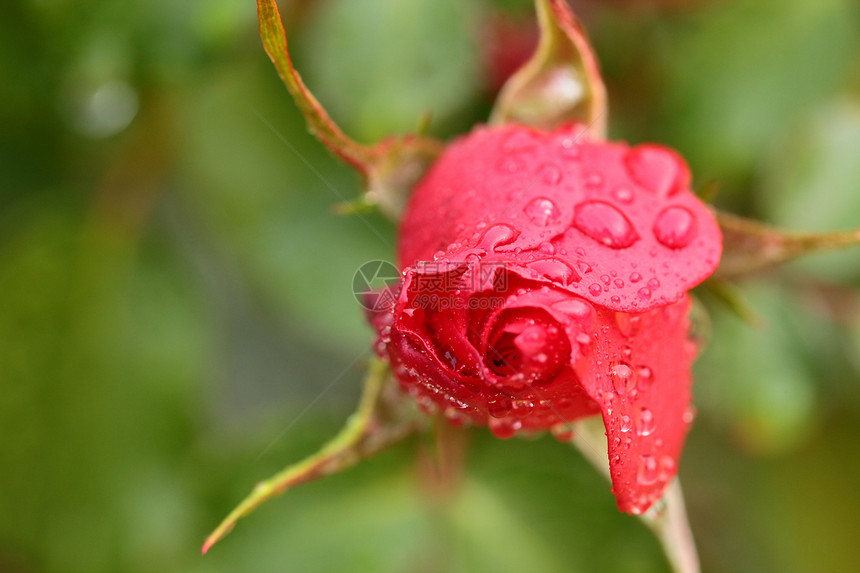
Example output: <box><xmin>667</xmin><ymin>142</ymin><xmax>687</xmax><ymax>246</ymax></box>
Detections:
<box><xmin>370</xmin><ymin>123</ymin><xmax>722</xmax><ymax>514</ymax></box>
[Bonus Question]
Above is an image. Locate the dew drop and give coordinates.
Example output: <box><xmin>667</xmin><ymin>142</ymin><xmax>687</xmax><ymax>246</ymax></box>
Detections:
<box><xmin>497</xmin><ymin>156</ymin><xmax>525</xmax><ymax>174</ymax></box>
<box><xmin>620</xmin><ymin>415</ymin><xmax>633</xmax><ymax>433</ymax></box>
<box><xmin>638</xmin><ymin>287</ymin><xmax>652</xmax><ymax>300</ymax></box>
<box><xmin>629</xmin><ymin>272</ymin><xmax>642</xmax><ymax>283</ymax></box>
<box><xmin>613</xmin><ymin>186</ymin><xmax>634</xmax><ymax>203</ymax></box>
<box><xmin>487</xmin><ymin>394</ymin><xmax>512</xmax><ymax>418</ymax></box>
<box><xmin>527</xmin><ymin>258</ymin><xmax>580</xmax><ymax>285</ymax></box>
<box><xmin>576</xmin><ymin>261</ymin><xmax>593</xmax><ymax>274</ymax></box>
<box><xmin>610</xmin><ymin>362</ymin><xmax>638</xmax><ymax>395</ymax></box>
<box><xmin>539</xmin><ymin>242</ymin><xmax>555</xmax><ymax>255</ymax></box>
<box><xmin>637</xmin><ymin>366</ymin><xmax>653</xmax><ymax>387</ymax></box>
<box><xmin>653</xmin><ymin>206</ymin><xmax>697</xmax><ymax>249</ymax></box>
<box><xmin>489</xmin><ymin>417</ymin><xmax>522</xmax><ymax>439</ymax></box>
<box><xmin>512</xmin><ymin>399</ymin><xmax>535</xmax><ymax>416</ymax></box>
<box><xmin>575</xmin><ymin>332</ymin><xmax>592</xmax><ymax>349</ymax></box>
<box><xmin>682</xmin><ymin>406</ymin><xmax>697</xmax><ymax>425</ymax></box>
<box><xmin>560</xmin><ymin>141</ymin><xmax>582</xmax><ymax>160</ymax></box>
<box><xmin>478</xmin><ymin>224</ymin><xmax>519</xmax><ymax>252</ymax></box>
<box><xmin>648</xmin><ymin>278</ymin><xmax>660</xmax><ymax>289</ymax></box>
<box><xmin>524</xmin><ymin>197</ymin><xmax>561</xmax><ymax>227</ymax></box>
<box><xmin>614</xmin><ymin>279</ymin><xmax>625</xmax><ymax>288</ymax></box>
<box><xmin>637</xmin><ymin>407</ymin><xmax>655</xmax><ymax>436</ymax></box>
<box><xmin>551</xmin><ymin>423</ymin><xmax>575</xmax><ymax>442</ymax></box>
<box><xmin>585</xmin><ymin>172</ymin><xmax>604</xmax><ymax>188</ymax></box>
<box><xmin>444</xmin><ymin>407</ymin><xmax>468</xmax><ymax>426</ymax></box>
<box><xmin>625</xmin><ymin>145</ymin><xmax>687</xmax><ymax>197</ymax></box>
<box><xmin>659</xmin><ymin>456</ymin><xmax>676</xmax><ymax>480</ymax></box>
<box><xmin>615</xmin><ymin>313</ymin><xmax>642</xmax><ymax>337</ymax></box>
<box><xmin>539</xmin><ymin>164</ymin><xmax>563</xmax><ymax>185</ymax></box>
<box><xmin>573</xmin><ymin>201</ymin><xmax>640</xmax><ymax>249</ymax></box>
<box><xmin>611</xmin><ymin>295</ymin><xmax>621</xmax><ymax>304</ymax></box>
<box><xmin>637</xmin><ymin>454</ymin><xmax>660</xmax><ymax>485</ymax></box>
<box><xmin>417</xmin><ymin>396</ymin><xmax>439</xmax><ymax>415</ymax></box>
<box><xmin>502</xmin><ymin>130</ymin><xmax>540</xmax><ymax>153</ymax></box>
<box><xmin>553</xmin><ymin>299</ymin><xmax>592</xmax><ymax>320</ymax></box>
<box><xmin>588</xmin><ymin>283</ymin><xmax>603</xmax><ymax>296</ymax></box>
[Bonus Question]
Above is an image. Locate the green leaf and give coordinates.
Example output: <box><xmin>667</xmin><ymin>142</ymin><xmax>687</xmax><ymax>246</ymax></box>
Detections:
<box><xmin>660</xmin><ymin>0</ymin><xmax>858</xmax><ymax>187</ymax></box>
<box><xmin>695</xmin><ymin>282</ymin><xmax>820</xmax><ymax>455</ymax></box>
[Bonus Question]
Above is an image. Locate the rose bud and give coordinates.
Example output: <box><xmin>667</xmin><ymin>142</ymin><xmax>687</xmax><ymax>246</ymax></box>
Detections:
<box><xmin>370</xmin><ymin>123</ymin><xmax>722</xmax><ymax>514</ymax></box>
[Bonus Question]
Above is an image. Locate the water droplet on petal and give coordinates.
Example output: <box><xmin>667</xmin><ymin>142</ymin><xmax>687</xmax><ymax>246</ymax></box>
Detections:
<box><xmin>444</xmin><ymin>407</ymin><xmax>469</xmax><ymax>426</ymax></box>
<box><xmin>648</xmin><ymin>278</ymin><xmax>660</xmax><ymax>289</ymax></box>
<box><xmin>524</xmin><ymin>197</ymin><xmax>561</xmax><ymax>227</ymax></box>
<box><xmin>585</xmin><ymin>172</ymin><xmax>604</xmax><ymax>188</ymax></box>
<box><xmin>478</xmin><ymin>224</ymin><xmax>519</xmax><ymax>252</ymax></box>
<box><xmin>620</xmin><ymin>415</ymin><xmax>633</xmax><ymax>433</ymax></box>
<box><xmin>527</xmin><ymin>258</ymin><xmax>580</xmax><ymax>286</ymax></box>
<box><xmin>637</xmin><ymin>366</ymin><xmax>653</xmax><ymax>387</ymax></box>
<box><xmin>611</xmin><ymin>362</ymin><xmax>638</xmax><ymax>395</ymax></box>
<box><xmin>637</xmin><ymin>407</ymin><xmax>655</xmax><ymax>436</ymax></box>
<box><xmin>539</xmin><ymin>164</ymin><xmax>563</xmax><ymax>185</ymax></box>
<box><xmin>654</xmin><ymin>206</ymin><xmax>697</xmax><ymax>249</ymax></box>
<box><xmin>629</xmin><ymin>272</ymin><xmax>642</xmax><ymax>283</ymax></box>
<box><xmin>659</xmin><ymin>456</ymin><xmax>676</xmax><ymax>480</ymax></box>
<box><xmin>551</xmin><ymin>423</ymin><xmax>575</xmax><ymax>442</ymax></box>
<box><xmin>575</xmin><ymin>332</ymin><xmax>592</xmax><ymax>351</ymax></box>
<box><xmin>588</xmin><ymin>283</ymin><xmax>603</xmax><ymax>296</ymax></box>
<box><xmin>682</xmin><ymin>406</ymin><xmax>697</xmax><ymax>425</ymax></box>
<box><xmin>625</xmin><ymin>145</ymin><xmax>688</xmax><ymax>198</ymax></box>
<box><xmin>487</xmin><ymin>395</ymin><xmax>512</xmax><ymax>418</ymax></box>
<box><xmin>553</xmin><ymin>299</ymin><xmax>592</xmax><ymax>320</ymax></box>
<box><xmin>560</xmin><ymin>140</ymin><xmax>582</xmax><ymax>160</ymax></box>
<box><xmin>638</xmin><ymin>287</ymin><xmax>652</xmax><ymax>300</ymax></box>
<box><xmin>512</xmin><ymin>399</ymin><xmax>535</xmax><ymax>416</ymax></box>
<box><xmin>637</xmin><ymin>454</ymin><xmax>659</xmax><ymax>485</ymax></box>
<box><xmin>497</xmin><ymin>156</ymin><xmax>525</xmax><ymax>174</ymax></box>
<box><xmin>613</xmin><ymin>187</ymin><xmax>634</xmax><ymax>203</ymax></box>
<box><xmin>417</xmin><ymin>396</ymin><xmax>439</xmax><ymax>415</ymax></box>
<box><xmin>573</xmin><ymin>201</ymin><xmax>640</xmax><ymax>249</ymax></box>
<box><xmin>615</xmin><ymin>313</ymin><xmax>643</xmax><ymax>337</ymax></box>
<box><xmin>489</xmin><ymin>417</ymin><xmax>522</xmax><ymax>439</ymax></box>
<box><xmin>503</xmin><ymin>130</ymin><xmax>541</xmax><ymax>153</ymax></box>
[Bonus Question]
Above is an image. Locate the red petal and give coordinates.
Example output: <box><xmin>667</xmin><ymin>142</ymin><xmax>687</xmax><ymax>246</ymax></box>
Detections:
<box><xmin>577</xmin><ymin>297</ymin><xmax>696</xmax><ymax>514</ymax></box>
<box><xmin>398</xmin><ymin>124</ymin><xmax>721</xmax><ymax>312</ymax></box>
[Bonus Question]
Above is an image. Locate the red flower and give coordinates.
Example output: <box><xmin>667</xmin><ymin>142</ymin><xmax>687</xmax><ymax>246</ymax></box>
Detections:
<box><xmin>371</xmin><ymin>123</ymin><xmax>722</xmax><ymax>514</ymax></box>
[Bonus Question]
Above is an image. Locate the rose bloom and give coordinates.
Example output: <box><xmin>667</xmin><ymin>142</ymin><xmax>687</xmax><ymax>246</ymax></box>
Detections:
<box><xmin>370</xmin><ymin>123</ymin><xmax>721</xmax><ymax>514</ymax></box>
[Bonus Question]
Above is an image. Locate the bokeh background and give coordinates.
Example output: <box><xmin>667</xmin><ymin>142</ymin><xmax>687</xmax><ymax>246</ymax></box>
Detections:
<box><xmin>2</xmin><ymin>0</ymin><xmax>860</xmax><ymax>571</ymax></box>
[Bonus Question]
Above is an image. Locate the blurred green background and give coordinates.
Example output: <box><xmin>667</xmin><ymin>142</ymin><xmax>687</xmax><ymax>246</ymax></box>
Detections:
<box><xmin>1</xmin><ymin>0</ymin><xmax>859</xmax><ymax>571</ymax></box>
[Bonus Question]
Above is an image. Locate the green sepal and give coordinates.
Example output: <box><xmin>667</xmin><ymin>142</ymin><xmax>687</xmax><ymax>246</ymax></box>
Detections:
<box><xmin>490</xmin><ymin>0</ymin><xmax>608</xmax><ymax>137</ymax></box>
<box><xmin>202</xmin><ymin>359</ymin><xmax>422</xmax><ymax>553</ymax></box>
<box><xmin>715</xmin><ymin>210</ymin><xmax>860</xmax><ymax>279</ymax></box>
<box><xmin>256</xmin><ymin>0</ymin><xmax>444</xmax><ymax>220</ymax></box>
